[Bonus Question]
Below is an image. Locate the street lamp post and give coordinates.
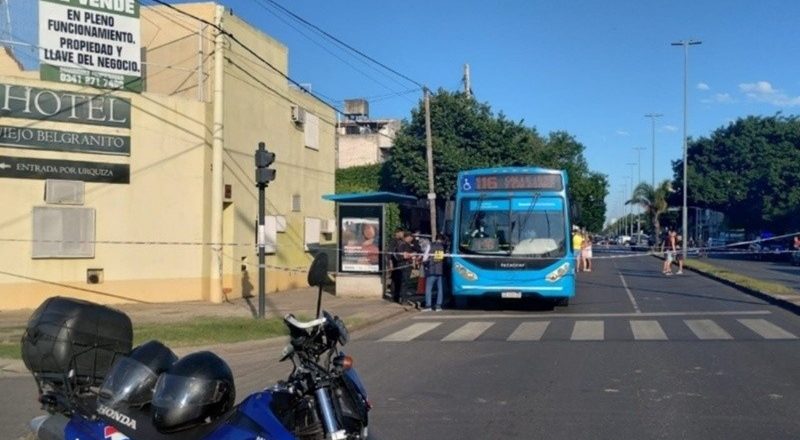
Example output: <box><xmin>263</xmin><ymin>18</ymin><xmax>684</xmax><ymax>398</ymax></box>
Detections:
<box><xmin>644</xmin><ymin>113</ymin><xmax>662</xmax><ymax>189</ymax></box>
<box><xmin>633</xmin><ymin>147</ymin><xmax>646</xmax><ymax>236</ymax></box>
<box><xmin>672</xmin><ymin>39</ymin><xmax>701</xmax><ymax>261</ymax></box>
<box><xmin>626</xmin><ymin>163</ymin><xmax>636</xmax><ymax>238</ymax></box>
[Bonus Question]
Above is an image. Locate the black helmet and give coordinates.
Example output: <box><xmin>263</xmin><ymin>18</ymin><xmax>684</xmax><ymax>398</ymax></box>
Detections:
<box><xmin>151</xmin><ymin>351</ymin><xmax>235</xmax><ymax>433</ymax></box>
<box><xmin>98</xmin><ymin>340</ymin><xmax>177</xmax><ymax>408</ymax></box>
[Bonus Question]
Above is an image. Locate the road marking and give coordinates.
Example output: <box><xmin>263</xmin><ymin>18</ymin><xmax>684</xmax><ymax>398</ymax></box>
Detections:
<box><xmin>414</xmin><ymin>310</ymin><xmax>771</xmax><ymax>320</ymax></box>
<box><xmin>507</xmin><ymin>322</ymin><xmax>550</xmax><ymax>341</ymax></box>
<box><xmin>571</xmin><ymin>321</ymin><xmax>604</xmax><ymax>340</ymax></box>
<box><xmin>630</xmin><ymin>320</ymin><xmax>668</xmax><ymax>340</ymax></box>
<box><xmin>737</xmin><ymin>319</ymin><xmax>798</xmax><ymax>340</ymax></box>
<box><xmin>619</xmin><ymin>272</ymin><xmax>641</xmax><ymax>313</ymax></box>
<box><xmin>380</xmin><ymin>322</ymin><xmax>441</xmax><ymax>342</ymax></box>
<box><xmin>685</xmin><ymin>319</ymin><xmax>733</xmax><ymax>340</ymax></box>
<box><xmin>442</xmin><ymin>322</ymin><xmax>494</xmax><ymax>342</ymax></box>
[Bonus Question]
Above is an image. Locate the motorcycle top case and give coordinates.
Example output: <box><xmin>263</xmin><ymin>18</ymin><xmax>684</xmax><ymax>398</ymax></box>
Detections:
<box><xmin>22</xmin><ymin>296</ymin><xmax>133</xmax><ymax>386</ymax></box>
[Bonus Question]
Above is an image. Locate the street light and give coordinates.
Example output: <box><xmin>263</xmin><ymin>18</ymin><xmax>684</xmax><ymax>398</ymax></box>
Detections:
<box><xmin>644</xmin><ymin>113</ymin><xmax>663</xmax><ymax>189</ymax></box>
<box><xmin>671</xmin><ymin>39</ymin><xmax>701</xmax><ymax>260</ymax></box>
<box><xmin>626</xmin><ymin>163</ymin><xmax>636</xmax><ymax>237</ymax></box>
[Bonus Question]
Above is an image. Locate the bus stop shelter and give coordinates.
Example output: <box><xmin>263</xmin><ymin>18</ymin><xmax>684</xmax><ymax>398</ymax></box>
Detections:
<box><xmin>322</xmin><ymin>192</ymin><xmax>418</xmax><ymax>298</ymax></box>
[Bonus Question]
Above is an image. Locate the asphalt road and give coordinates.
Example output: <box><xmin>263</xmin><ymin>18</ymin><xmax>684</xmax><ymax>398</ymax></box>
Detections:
<box><xmin>352</xmin><ymin>255</ymin><xmax>800</xmax><ymax>439</ymax></box>
<box><xmin>4</xmin><ymin>255</ymin><xmax>800</xmax><ymax>439</ymax></box>
<box><xmin>709</xmin><ymin>255</ymin><xmax>800</xmax><ymax>293</ymax></box>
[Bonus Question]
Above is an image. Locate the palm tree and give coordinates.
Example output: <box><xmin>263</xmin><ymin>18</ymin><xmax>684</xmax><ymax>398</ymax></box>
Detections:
<box><xmin>625</xmin><ymin>180</ymin><xmax>673</xmax><ymax>247</ymax></box>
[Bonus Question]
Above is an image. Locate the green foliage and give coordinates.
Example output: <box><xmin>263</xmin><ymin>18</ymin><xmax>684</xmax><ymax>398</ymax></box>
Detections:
<box><xmin>335</xmin><ymin>163</ymin><xmax>383</xmax><ymax>193</ymax></box>
<box><xmin>385</xmin><ymin>90</ymin><xmax>608</xmax><ymax>231</ymax></box>
<box><xmin>673</xmin><ymin>115</ymin><xmax>800</xmax><ymax>232</ymax></box>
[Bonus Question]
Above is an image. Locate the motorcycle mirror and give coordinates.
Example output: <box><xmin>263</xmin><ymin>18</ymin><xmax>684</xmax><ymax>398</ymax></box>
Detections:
<box><xmin>308</xmin><ymin>253</ymin><xmax>330</xmax><ymax>287</ymax></box>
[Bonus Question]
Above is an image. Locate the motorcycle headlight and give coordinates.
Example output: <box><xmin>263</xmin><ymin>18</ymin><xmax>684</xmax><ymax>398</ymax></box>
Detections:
<box><xmin>454</xmin><ymin>262</ymin><xmax>478</xmax><ymax>281</ymax></box>
<box><xmin>546</xmin><ymin>262</ymin><xmax>570</xmax><ymax>282</ymax></box>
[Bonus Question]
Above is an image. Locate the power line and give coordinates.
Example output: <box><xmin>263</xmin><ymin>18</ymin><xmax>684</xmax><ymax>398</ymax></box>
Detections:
<box><xmin>253</xmin><ymin>0</ymin><xmax>416</xmax><ymax>99</ymax></box>
<box><xmin>147</xmin><ymin>0</ymin><xmax>346</xmax><ymax>117</ymax></box>
<box><xmin>258</xmin><ymin>0</ymin><xmax>425</xmax><ymax>90</ymax></box>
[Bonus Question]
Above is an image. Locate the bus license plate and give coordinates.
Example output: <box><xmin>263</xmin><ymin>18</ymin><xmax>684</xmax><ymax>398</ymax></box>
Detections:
<box><xmin>501</xmin><ymin>291</ymin><xmax>522</xmax><ymax>299</ymax></box>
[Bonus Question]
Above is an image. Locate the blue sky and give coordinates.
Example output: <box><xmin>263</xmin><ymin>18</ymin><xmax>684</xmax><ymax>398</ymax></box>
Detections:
<box><xmin>7</xmin><ymin>0</ymin><xmax>800</xmax><ymax>223</ymax></box>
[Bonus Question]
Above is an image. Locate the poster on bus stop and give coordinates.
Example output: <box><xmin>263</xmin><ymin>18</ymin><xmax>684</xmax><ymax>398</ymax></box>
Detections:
<box><xmin>39</xmin><ymin>0</ymin><xmax>143</xmax><ymax>92</ymax></box>
<box><xmin>338</xmin><ymin>204</ymin><xmax>384</xmax><ymax>274</ymax></box>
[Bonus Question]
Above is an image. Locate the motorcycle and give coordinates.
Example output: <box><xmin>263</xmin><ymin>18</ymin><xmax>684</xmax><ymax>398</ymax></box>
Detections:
<box><xmin>24</xmin><ymin>253</ymin><xmax>370</xmax><ymax>440</ymax></box>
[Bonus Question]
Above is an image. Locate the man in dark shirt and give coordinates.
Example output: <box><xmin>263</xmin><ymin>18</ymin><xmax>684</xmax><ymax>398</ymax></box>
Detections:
<box><xmin>389</xmin><ymin>227</ymin><xmax>405</xmax><ymax>303</ymax></box>
<box><xmin>397</xmin><ymin>232</ymin><xmax>416</xmax><ymax>306</ymax></box>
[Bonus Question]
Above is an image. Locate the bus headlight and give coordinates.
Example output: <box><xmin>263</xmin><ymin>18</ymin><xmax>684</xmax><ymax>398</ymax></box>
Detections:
<box><xmin>454</xmin><ymin>262</ymin><xmax>478</xmax><ymax>281</ymax></box>
<box><xmin>546</xmin><ymin>262</ymin><xmax>570</xmax><ymax>282</ymax></box>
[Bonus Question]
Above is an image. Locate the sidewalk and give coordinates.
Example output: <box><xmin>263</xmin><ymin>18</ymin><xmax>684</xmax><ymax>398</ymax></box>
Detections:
<box><xmin>0</xmin><ymin>287</ymin><xmax>410</xmax><ymax>378</ymax></box>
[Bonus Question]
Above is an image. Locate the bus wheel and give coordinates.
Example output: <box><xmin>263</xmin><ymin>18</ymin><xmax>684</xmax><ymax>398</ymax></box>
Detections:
<box><xmin>454</xmin><ymin>297</ymin><xmax>469</xmax><ymax>309</ymax></box>
<box><xmin>556</xmin><ymin>297</ymin><xmax>570</xmax><ymax>307</ymax></box>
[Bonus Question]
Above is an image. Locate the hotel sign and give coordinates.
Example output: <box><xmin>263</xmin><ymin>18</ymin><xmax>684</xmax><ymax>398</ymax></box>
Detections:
<box><xmin>0</xmin><ymin>83</ymin><xmax>131</xmax><ymax>128</ymax></box>
<box><xmin>0</xmin><ymin>156</ymin><xmax>129</xmax><ymax>184</ymax></box>
<box><xmin>0</xmin><ymin>125</ymin><xmax>130</xmax><ymax>156</ymax></box>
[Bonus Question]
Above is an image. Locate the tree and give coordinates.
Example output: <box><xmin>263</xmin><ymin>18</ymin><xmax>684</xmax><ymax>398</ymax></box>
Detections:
<box><xmin>385</xmin><ymin>89</ymin><xmax>608</xmax><ymax>231</ymax></box>
<box><xmin>672</xmin><ymin>115</ymin><xmax>800</xmax><ymax>233</ymax></box>
<box><xmin>626</xmin><ymin>180</ymin><xmax>673</xmax><ymax>244</ymax></box>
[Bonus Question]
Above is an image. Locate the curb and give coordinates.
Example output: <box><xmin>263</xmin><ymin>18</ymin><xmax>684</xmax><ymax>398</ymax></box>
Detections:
<box><xmin>652</xmin><ymin>254</ymin><xmax>800</xmax><ymax>315</ymax></box>
<box><xmin>684</xmin><ymin>265</ymin><xmax>800</xmax><ymax>315</ymax></box>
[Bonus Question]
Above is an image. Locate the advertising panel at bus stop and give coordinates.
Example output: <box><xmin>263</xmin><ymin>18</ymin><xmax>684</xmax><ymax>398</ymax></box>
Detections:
<box><xmin>338</xmin><ymin>204</ymin><xmax>384</xmax><ymax>274</ymax></box>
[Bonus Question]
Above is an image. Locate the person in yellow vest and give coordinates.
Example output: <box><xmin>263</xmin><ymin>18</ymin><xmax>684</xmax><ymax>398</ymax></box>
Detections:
<box><xmin>571</xmin><ymin>226</ymin><xmax>584</xmax><ymax>273</ymax></box>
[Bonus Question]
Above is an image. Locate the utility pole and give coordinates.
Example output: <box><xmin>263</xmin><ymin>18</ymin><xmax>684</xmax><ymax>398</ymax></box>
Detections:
<box><xmin>644</xmin><ymin>113</ymin><xmax>663</xmax><ymax>189</ymax></box>
<box><xmin>424</xmin><ymin>88</ymin><xmax>437</xmax><ymax>238</ymax></box>
<box><xmin>672</xmin><ymin>39</ymin><xmax>701</xmax><ymax>261</ymax></box>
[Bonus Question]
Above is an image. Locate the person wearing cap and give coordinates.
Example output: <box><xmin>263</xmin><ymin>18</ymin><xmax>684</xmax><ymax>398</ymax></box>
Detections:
<box><xmin>571</xmin><ymin>226</ymin><xmax>584</xmax><ymax>273</ymax></box>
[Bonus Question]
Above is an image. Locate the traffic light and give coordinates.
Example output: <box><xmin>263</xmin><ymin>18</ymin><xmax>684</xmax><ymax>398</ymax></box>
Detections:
<box><xmin>255</xmin><ymin>142</ymin><xmax>276</xmax><ymax>187</ymax></box>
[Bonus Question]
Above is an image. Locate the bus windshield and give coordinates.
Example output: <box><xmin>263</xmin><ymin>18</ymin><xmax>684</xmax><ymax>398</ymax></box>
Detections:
<box><xmin>458</xmin><ymin>196</ymin><xmax>566</xmax><ymax>257</ymax></box>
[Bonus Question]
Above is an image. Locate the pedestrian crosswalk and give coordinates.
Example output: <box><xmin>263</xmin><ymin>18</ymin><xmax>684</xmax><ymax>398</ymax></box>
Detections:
<box><xmin>377</xmin><ymin>318</ymin><xmax>799</xmax><ymax>343</ymax></box>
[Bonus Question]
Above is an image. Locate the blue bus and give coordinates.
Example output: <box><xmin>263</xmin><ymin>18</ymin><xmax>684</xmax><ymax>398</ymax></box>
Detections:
<box><xmin>449</xmin><ymin>167</ymin><xmax>576</xmax><ymax>308</ymax></box>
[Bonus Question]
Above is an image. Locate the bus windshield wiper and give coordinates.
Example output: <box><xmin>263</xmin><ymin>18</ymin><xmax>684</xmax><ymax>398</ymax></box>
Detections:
<box><xmin>512</xmin><ymin>193</ymin><xmax>540</xmax><ymax>254</ymax></box>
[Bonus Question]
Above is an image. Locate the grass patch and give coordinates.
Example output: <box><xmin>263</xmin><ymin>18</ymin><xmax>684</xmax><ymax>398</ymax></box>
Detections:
<box><xmin>0</xmin><ymin>343</ymin><xmax>20</xmax><ymax>359</ymax></box>
<box><xmin>685</xmin><ymin>259</ymin><xmax>798</xmax><ymax>297</ymax></box>
<box><xmin>133</xmin><ymin>316</ymin><xmax>292</xmax><ymax>348</ymax></box>
<box><xmin>0</xmin><ymin>314</ymin><xmax>375</xmax><ymax>360</ymax></box>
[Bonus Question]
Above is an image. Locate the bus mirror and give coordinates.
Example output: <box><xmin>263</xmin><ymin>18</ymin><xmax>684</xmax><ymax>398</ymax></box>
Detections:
<box><xmin>571</xmin><ymin>203</ymin><xmax>581</xmax><ymax>223</ymax></box>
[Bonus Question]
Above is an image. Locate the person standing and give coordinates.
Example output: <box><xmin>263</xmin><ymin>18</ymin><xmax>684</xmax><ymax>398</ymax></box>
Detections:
<box><xmin>675</xmin><ymin>234</ymin><xmax>685</xmax><ymax>275</ymax></box>
<box><xmin>422</xmin><ymin>234</ymin><xmax>446</xmax><ymax>311</ymax></box>
<box><xmin>389</xmin><ymin>227</ymin><xmax>405</xmax><ymax>303</ymax></box>
<box><xmin>663</xmin><ymin>229</ymin><xmax>676</xmax><ymax>276</ymax></box>
<box><xmin>583</xmin><ymin>231</ymin><xmax>593</xmax><ymax>272</ymax></box>
<box><xmin>571</xmin><ymin>226</ymin><xmax>584</xmax><ymax>273</ymax></box>
<box><xmin>398</xmin><ymin>232</ymin><xmax>416</xmax><ymax>306</ymax></box>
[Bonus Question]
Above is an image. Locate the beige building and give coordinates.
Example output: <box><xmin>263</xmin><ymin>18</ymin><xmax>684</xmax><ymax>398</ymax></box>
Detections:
<box><xmin>0</xmin><ymin>2</ymin><xmax>336</xmax><ymax>310</ymax></box>
<box><xmin>336</xmin><ymin>99</ymin><xmax>400</xmax><ymax>168</ymax></box>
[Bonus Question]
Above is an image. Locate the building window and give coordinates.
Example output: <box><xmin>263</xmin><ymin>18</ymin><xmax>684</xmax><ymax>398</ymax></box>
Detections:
<box><xmin>304</xmin><ymin>112</ymin><xmax>320</xmax><ymax>150</ymax></box>
<box><xmin>32</xmin><ymin>207</ymin><xmax>95</xmax><ymax>258</ymax></box>
<box><xmin>292</xmin><ymin>194</ymin><xmax>301</xmax><ymax>212</ymax></box>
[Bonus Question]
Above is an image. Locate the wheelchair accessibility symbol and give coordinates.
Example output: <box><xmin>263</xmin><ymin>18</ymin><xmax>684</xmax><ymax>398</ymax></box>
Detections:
<box><xmin>462</xmin><ymin>177</ymin><xmax>473</xmax><ymax>191</ymax></box>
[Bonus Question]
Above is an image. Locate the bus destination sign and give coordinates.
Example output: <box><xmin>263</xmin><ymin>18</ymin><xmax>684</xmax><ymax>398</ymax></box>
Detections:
<box><xmin>461</xmin><ymin>173</ymin><xmax>563</xmax><ymax>192</ymax></box>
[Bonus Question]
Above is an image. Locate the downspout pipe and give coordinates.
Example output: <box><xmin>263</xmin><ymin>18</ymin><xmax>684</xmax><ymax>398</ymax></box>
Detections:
<box><xmin>209</xmin><ymin>4</ymin><xmax>225</xmax><ymax>303</ymax></box>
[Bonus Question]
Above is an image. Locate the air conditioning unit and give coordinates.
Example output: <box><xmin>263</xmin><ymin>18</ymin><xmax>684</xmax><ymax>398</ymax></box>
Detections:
<box><xmin>291</xmin><ymin>105</ymin><xmax>306</xmax><ymax>124</ymax></box>
<box><xmin>45</xmin><ymin>180</ymin><xmax>85</xmax><ymax>205</ymax></box>
<box><xmin>321</xmin><ymin>219</ymin><xmax>336</xmax><ymax>234</ymax></box>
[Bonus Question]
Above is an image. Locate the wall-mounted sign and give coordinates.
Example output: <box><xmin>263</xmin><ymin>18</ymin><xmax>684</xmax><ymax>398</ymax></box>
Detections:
<box><xmin>0</xmin><ymin>125</ymin><xmax>130</xmax><ymax>156</ymax></box>
<box><xmin>0</xmin><ymin>83</ymin><xmax>131</xmax><ymax>128</ymax></box>
<box><xmin>0</xmin><ymin>156</ymin><xmax>129</xmax><ymax>184</ymax></box>
<box><xmin>39</xmin><ymin>0</ymin><xmax>142</xmax><ymax>92</ymax></box>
